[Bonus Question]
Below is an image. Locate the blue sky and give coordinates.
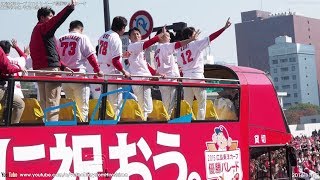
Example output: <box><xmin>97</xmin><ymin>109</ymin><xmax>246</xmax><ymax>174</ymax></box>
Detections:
<box><xmin>0</xmin><ymin>0</ymin><xmax>319</xmax><ymax>64</ymax></box>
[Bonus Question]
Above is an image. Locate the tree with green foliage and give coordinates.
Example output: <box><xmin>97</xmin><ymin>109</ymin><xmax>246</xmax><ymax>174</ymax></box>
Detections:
<box><xmin>284</xmin><ymin>103</ymin><xmax>320</xmax><ymax>125</ymax></box>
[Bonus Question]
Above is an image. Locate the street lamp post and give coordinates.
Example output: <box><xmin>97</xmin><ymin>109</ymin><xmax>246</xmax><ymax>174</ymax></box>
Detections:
<box><xmin>103</xmin><ymin>0</ymin><xmax>111</xmax><ymax>31</ymax></box>
<box><xmin>101</xmin><ymin>0</ymin><xmax>111</xmax><ymax>119</ymax></box>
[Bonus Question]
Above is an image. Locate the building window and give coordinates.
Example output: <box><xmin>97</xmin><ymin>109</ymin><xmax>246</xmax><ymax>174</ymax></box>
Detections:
<box><xmin>272</xmin><ymin>60</ymin><xmax>278</xmax><ymax>64</ymax></box>
<box><xmin>287</xmin><ymin>94</ymin><xmax>291</xmax><ymax>97</ymax></box>
<box><xmin>308</xmin><ymin>20</ymin><xmax>310</xmax><ymax>24</ymax></box>
<box><xmin>292</xmin><ymin>75</ymin><xmax>296</xmax><ymax>80</ymax></box>
<box><xmin>312</xmin><ymin>119</ymin><xmax>316</xmax><ymax>123</ymax></box>
<box><xmin>294</xmin><ymin>93</ymin><xmax>298</xmax><ymax>97</ymax></box>
<box><xmin>284</xmin><ymin>103</ymin><xmax>291</xmax><ymax>107</ymax></box>
<box><xmin>306</xmin><ymin>75</ymin><xmax>308</xmax><ymax>78</ymax></box>
<box><xmin>280</xmin><ymin>59</ymin><xmax>288</xmax><ymax>63</ymax></box>
<box><xmin>274</xmin><ymin>69</ymin><xmax>277</xmax><ymax>73</ymax></box>
<box><xmin>305</xmin><ymin>67</ymin><xmax>308</xmax><ymax>69</ymax></box>
<box><xmin>289</xmin><ymin>57</ymin><xmax>296</xmax><ymax>62</ymax></box>
<box><xmin>281</xmin><ymin>67</ymin><xmax>288</xmax><ymax>72</ymax></box>
<box><xmin>309</xmin><ymin>35</ymin><xmax>311</xmax><ymax>39</ymax></box>
<box><xmin>305</xmin><ymin>58</ymin><xmax>307</xmax><ymax>60</ymax></box>
<box><xmin>281</xmin><ymin>76</ymin><xmax>289</xmax><ymax>81</ymax></box>
<box><xmin>308</xmin><ymin>93</ymin><xmax>310</xmax><ymax>95</ymax></box>
<box><xmin>293</xmin><ymin>84</ymin><xmax>297</xmax><ymax>89</ymax></box>
<box><xmin>307</xmin><ymin>84</ymin><xmax>309</xmax><ymax>86</ymax></box>
<box><xmin>274</xmin><ymin>77</ymin><xmax>278</xmax><ymax>82</ymax></box>
<box><xmin>308</xmin><ymin>28</ymin><xmax>310</xmax><ymax>31</ymax></box>
<box><xmin>291</xmin><ymin>66</ymin><xmax>296</xmax><ymax>71</ymax></box>
<box><xmin>282</xmin><ymin>85</ymin><xmax>290</xmax><ymax>89</ymax></box>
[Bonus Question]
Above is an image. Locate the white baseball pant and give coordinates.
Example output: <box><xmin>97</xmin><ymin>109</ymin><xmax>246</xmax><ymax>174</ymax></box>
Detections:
<box><xmin>159</xmin><ymin>86</ymin><xmax>176</xmax><ymax>116</ymax></box>
<box><xmin>62</xmin><ymin>83</ymin><xmax>90</xmax><ymax>121</ymax></box>
<box><xmin>183</xmin><ymin>73</ymin><xmax>207</xmax><ymax>120</ymax></box>
<box><xmin>132</xmin><ymin>84</ymin><xmax>153</xmax><ymax>120</ymax></box>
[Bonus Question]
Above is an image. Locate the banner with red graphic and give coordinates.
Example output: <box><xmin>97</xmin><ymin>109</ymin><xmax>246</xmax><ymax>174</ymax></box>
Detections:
<box><xmin>0</xmin><ymin>123</ymin><xmax>242</xmax><ymax>180</ymax></box>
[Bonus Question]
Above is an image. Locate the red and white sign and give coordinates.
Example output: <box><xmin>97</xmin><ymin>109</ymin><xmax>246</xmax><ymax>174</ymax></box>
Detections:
<box><xmin>205</xmin><ymin>125</ymin><xmax>243</xmax><ymax>180</ymax></box>
<box><xmin>0</xmin><ymin>123</ymin><xmax>242</xmax><ymax>179</ymax></box>
<box><xmin>129</xmin><ymin>10</ymin><xmax>153</xmax><ymax>40</ymax></box>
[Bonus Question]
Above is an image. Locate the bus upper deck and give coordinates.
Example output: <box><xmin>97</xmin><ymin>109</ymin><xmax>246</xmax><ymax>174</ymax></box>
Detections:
<box><xmin>0</xmin><ymin>64</ymin><xmax>293</xmax><ymax>180</ymax></box>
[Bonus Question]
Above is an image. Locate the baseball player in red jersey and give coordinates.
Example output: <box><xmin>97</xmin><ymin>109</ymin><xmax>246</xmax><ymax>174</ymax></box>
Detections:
<box><xmin>97</xmin><ymin>16</ymin><xmax>130</xmax><ymax>117</ymax></box>
<box><xmin>57</xmin><ymin>20</ymin><xmax>103</xmax><ymax>121</ymax></box>
<box><xmin>177</xmin><ymin>18</ymin><xmax>231</xmax><ymax>120</ymax></box>
<box><xmin>154</xmin><ymin>28</ymin><xmax>200</xmax><ymax>116</ymax></box>
<box><xmin>0</xmin><ymin>47</ymin><xmax>26</xmax><ymax>124</ymax></box>
<box><xmin>86</xmin><ymin>45</ymin><xmax>101</xmax><ymax>99</ymax></box>
<box><xmin>0</xmin><ymin>39</ymin><xmax>28</xmax><ymax>99</ymax></box>
<box><xmin>127</xmin><ymin>27</ymin><xmax>165</xmax><ymax>120</ymax></box>
<box><xmin>30</xmin><ymin>0</ymin><xmax>77</xmax><ymax>121</ymax></box>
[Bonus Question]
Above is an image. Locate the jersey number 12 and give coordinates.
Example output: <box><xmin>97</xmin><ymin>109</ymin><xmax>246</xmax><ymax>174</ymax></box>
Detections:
<box><xmin>181</xmin><ymin>50</ymin><xmax>193</xmax><ymax>65</ymax></box>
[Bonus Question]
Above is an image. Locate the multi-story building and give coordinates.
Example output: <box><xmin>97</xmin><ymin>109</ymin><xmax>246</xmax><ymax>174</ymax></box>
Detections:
<box><xmin>235</xmin><ymin>10</ymin><xmax>320</xmax><ymax>89</ymax></box>
<box><xmin>268</xmin><ymin>36</ymin><xmax>319</xmax><ymax>108</ymax></box>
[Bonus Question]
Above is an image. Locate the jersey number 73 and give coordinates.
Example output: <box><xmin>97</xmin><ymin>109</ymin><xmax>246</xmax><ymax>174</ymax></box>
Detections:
<box><xmin>61</xmin><ymin>42</ymin><xmax>77</xmax><ymax>56</ymax></box>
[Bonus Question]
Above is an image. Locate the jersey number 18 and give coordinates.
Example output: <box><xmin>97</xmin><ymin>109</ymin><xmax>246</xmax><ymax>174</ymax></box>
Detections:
<box><xmin>99</xmin><ymin>40</ymin><xmax>109</xmax><ymax>55</ymax></box>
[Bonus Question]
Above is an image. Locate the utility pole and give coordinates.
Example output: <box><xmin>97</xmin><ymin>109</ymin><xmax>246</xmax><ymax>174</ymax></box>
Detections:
<box><xmin>103</xmin><ymin>0</ymin><xmax>111</xmax><ymax>31</ymax></box>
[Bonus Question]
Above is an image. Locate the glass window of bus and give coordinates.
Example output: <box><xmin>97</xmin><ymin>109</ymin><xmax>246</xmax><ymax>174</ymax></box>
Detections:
<box><xmin>270</xmin><ymin>148</ymin><xmax>289</xmax><ymax>179</ymax></box>
<box><xmin>250</xmin><ymin>148</ymin><xmax>271</xmax><ymax>180</ymax></box>
<box><xmin>250</xmin><ymin>147</ymin><xmax>290</xmax><ymax>180</ymax></box>
<box><xmin>0</xmin><ymin>79</ymin><xmax>7</xmax><ymax>126</ymax></box>
<box><xmin>207</xmin><ymin>87</ymin><xmax>239</xmax><ymax>121</ymax></box>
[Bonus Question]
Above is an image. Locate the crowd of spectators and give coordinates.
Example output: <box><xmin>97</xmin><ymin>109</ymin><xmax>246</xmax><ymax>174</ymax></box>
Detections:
<box><xmin>291</xmin><ymin>131</ymin><xmax>320</xmax><ymax>179</ymax></box>
<box><xmin>250</xmin><ymin>147</ymin><xmax>289</xmax><ymax>179</ymax></box>
<box><xmin>250</xmin><ymin>131</ymin><xmax>320</xmax><ymax>180</ymax></box>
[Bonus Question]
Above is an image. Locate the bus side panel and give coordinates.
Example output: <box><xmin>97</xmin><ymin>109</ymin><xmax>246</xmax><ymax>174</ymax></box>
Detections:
<box><xmin>0</xmin><ymin>123</ymin><xmax>243</xmax><ymax>180</ymax></box>
<box><xmin>238</xmin><ymin>73</ymin><xmax>250</xmax><ymax>180</ymax></box>
<box><xmin>244</xmin><ymin>73</ymin><xmax>290</xmax><ymax>144</ymax></box>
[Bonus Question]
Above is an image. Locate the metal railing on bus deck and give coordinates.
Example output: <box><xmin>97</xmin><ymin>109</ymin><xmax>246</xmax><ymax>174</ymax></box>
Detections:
<box><xmin>26</xmin><ymin>70</ymin><xmax>240</xmax><ymax>84</ymax></box>
<box><xmin>2</xmin><ymin>70</ymin><xmax>240</xmax><ymax>126</ymax></box>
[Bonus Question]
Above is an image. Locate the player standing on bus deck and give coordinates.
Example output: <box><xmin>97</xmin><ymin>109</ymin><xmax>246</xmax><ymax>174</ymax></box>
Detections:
<box><xmin>0</xmin><ymin>48</ymin><xmax>26</xmax><ymax>124</ymax></box>
<box><xmin>58</xmin><ymin>20</ymin><xmax>103</xmax><ymax>122</ymax></box>
<box><xmin>30</xmin><ymin>0</ymin><xmax>77</xmax><ymax>121</ymax></box>
<box><xmin>97</xmin><ymin>16</ymin><xmax>130</xmax><ymax>117</ymax></box>
<box><xmin>0</xmin><ymin>39</ymin><xmax>29</xmax><ymax>99</ymax></box>
<box><xmin>177</xmin><ymin>18</ymin><xmax>231</xmax><ymax>120</ymax></box>
<box><xmin>154</xmin><ymin>28</ymin><xmax>200</xmax><ymax>116</ymax></box>
<box><xmin>127</xmin><ymin>27</ymin><xmax>166</xmax><ymax>120</ymax></box>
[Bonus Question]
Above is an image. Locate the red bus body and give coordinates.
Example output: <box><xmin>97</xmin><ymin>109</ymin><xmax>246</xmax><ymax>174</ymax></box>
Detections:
<box><xmin>0</xmin><ymin>65</ymin><xmax>292</xmax><ymax>179</ymax></box>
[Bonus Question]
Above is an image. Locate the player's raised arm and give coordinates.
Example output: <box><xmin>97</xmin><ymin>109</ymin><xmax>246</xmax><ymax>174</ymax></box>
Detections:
<box><xmin>209</xmin><ymin>17</ymin><xmax>232</xmax><ymax>42</ymax></box>
<box><xmin>142</xmin><ymin>35</ymin><xmax>160</xmax><ymax>50</ymax></box>
<box><xmin>71</xmin><ymin>0</ymin><xmax>77</xmax><ymax>7</ymax></box>
<box><xmin>11</xmin><ymin>39</ymin><xmax>27</xmax><ymax>59</ymax></box>
<box><xmin>40</xmin><ymin>0</ymin><xmax>77</xmax><ymax>36</ymax></box>
<box><xmin>141</xmin><ymin>25</ymin><xmax>167</xmax><ymax>50</ymax></box>
<box><xmin>174</xmin><ymin>29</ymin><xmax>201</xmax><ymax>49</ymax></box>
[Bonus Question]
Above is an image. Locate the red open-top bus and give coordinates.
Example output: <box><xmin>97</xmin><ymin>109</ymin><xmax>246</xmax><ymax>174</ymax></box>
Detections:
<box><xmin>0</xmin><ymin>65</ymin><xmax>292</xmax><ymax>179</ymax></box>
